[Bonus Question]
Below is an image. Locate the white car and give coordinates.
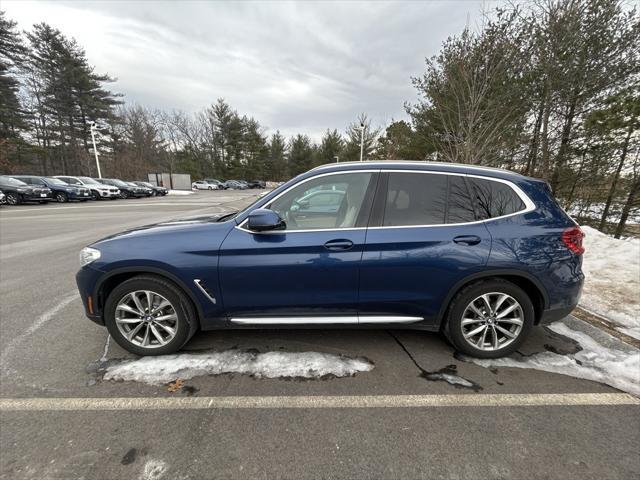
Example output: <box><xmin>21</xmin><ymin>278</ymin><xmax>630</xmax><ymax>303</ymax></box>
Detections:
<box><xmin>0</xmin><ymin>191</ymin><xmax>6</xmax><ymax>205</ymax></box>
<box><xmin>55</xmin><ymin>176</ymin><xmax>120</xmax><ymax>200</ymax></box>
<box><xmin>192</xmin><ymin>181</ymin><xmax>216</xmax><ymax>190</ymax></box>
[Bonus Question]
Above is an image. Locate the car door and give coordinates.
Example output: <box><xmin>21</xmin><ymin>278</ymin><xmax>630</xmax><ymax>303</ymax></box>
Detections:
<box><xmin>218</xmin><ymin>171</ymin><xmax>378</xmax><ymax>322</ymax></box>
<box><xmin>358</xmin><ymin>171</ymin><xmax>492</xmax><ymax>325</ymax></box>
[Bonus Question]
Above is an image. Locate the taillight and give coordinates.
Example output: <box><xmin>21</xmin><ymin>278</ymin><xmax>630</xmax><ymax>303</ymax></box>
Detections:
<box><xmin>562</xmin><ymin>226</ymin><xmax>585</xmax><ymax>255</ymax></box>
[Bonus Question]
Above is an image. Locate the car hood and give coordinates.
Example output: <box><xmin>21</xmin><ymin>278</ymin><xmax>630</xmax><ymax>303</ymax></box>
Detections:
<box><xmin>91</xmin><ymin>211</ymin><xmax>238</xmax><ymax>245</ymax></box>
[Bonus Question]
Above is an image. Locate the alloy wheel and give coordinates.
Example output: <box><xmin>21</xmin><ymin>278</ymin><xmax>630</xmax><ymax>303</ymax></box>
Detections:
<box><xmin>115</xmin><ymin>290</ymin><xmax>178</xmax><ymax>348</ymax></box>
<box><xmin>460</xmin><ymin>292</ymin><xmax>523</xmax><ymax>351</ymax></box>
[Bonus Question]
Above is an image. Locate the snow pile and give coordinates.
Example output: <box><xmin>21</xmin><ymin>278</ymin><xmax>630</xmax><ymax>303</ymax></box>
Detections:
<box><xmin>568</xmin><ymin>203</ymin><xmax>640</xmax><ymax>224</ymax></box>
<box><xmin>167</xmin><ymin>189</ymin><xmax>194</xmax><ymax>196</ymax></box>
<box><xmin>470</xmin><ymin>320</ymin><xmax>640</xmax><ymax>395</ymax></box>
<box><xmin>104</xmin><ymin>350</ymin><xmax>374</xmax><ymax>384</ymax></box>
<box><xmin>580</xmin><ymin>226</ymin><xmax>640</xmax><ymax>339</ymax></box>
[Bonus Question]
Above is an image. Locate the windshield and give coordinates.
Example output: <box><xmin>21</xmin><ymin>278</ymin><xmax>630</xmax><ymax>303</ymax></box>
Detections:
<box><xmin>107</xmin><ymin>179</ymin><xmax>128</xmax><ymax>187</ymax></box>
<box><xmin>78</xmin><ymin>177</ymin><xmax>101</xmax><ymax>185</ymax></box>
<box><xmin>0</xmin><ymin>176</ymin><xmax>27</xmax><ymax>186</ymax></box>
<box><xmin>46</xmin><ymin>177</ymin><xmax>68</xmax><ymax>185</ymax></box>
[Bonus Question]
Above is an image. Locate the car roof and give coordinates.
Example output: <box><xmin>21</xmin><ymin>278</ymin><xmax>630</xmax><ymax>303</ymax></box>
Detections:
<box><xmin>309</xmin><ymin>161</ymin><xmax>531</xmax><ymax>182</ymax></box>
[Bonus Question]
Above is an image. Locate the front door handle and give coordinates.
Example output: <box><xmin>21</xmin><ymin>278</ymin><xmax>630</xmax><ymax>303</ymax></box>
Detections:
<box><xmin>453</xmin><ymin>235</ymin><xmax>481</xmax><ymax>246</ymax></box>
<box><xmin>324</xmin><ymin>239</ymin><xmax>354</xmax><ymax>251</ymax></box>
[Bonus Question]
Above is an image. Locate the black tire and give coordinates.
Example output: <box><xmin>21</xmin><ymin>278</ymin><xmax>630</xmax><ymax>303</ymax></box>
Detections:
<box><xmin>104</xmin><ymin>275</ymin><xmax>198</xmax><ymax>356</ymax></box>
<box><xmin>55</xmin><ymin>192</ymin><xmax>68</xmax><ymax>203</ymax></box>
<box><xmin>443</xmin><ymin>278</ymin><xmax>534</xmax><ymax>359</ymax></box>
<box><xmin>6</xmin><ymin>192</ymin><xmax>22</xmax><ymax>205</ymax></box>
<box><xmin>120</xmin><ymin>190</ymin><xmax>130</xmax><ymax>199</ymax></box>
<box><xmin>90</xmin><ymin>190</ymin><xmax>100</xmax><ymax>201</ymax></box>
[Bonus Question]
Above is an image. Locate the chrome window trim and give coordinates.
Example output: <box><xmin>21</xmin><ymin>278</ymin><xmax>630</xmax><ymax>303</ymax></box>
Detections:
<box><xmin>235</xmin><ymin>168</ymin><xmax>535</xmax><ymax>234</ymax></box>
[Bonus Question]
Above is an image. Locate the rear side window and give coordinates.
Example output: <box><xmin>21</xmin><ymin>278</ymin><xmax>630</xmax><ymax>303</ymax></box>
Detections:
<box><xmin>383</xmin><ymin>173</ymin><xmax>447</xmax><ymax>226</ymax></box>
<box><xmin>468</xmin><ymin>177</ymin><xmax>525</xmax><ymax>219</ymax></box>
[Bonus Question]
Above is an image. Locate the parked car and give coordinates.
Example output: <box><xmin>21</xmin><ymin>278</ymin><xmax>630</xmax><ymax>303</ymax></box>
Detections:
<box><xmin>192</xmin><ymin>180</ymin><xmax>217</xmax><ymax>190</ymax></box>
<box><xmin>134</xmin><ymin>181</ymin><xmax>168</xmax><ymax>196</ymax></box>
<box><xmin>98</xmin><ymin>178</ymin><xmax>146</xmax><ymax>199</ymax></box>
<box><xmin>76</xmin><ymin>161</ymin><xmax>584</xmax><ymax>357</ymax></box>
<box><xmin>0</xmin><ymin>176</ymin><xmax>52</xmax><ymax>205</ymax></box>
<box><xmin>126</xmin><ymin>181</ymin><xmax>152</xmax><ymax>197</ymax></box>
<box><xmin>55</xmin><ymin>176</ymin><xmax>120</xmax><ymax>200</ymax></box>
<box><xmin>246</xmin><ymin>180</ymin><xmax>266</xmax><ymax>189</ymax></box>
<box><xmin>203</xmin><ymin>179</ymin><xmax>224</xmax><ymax>190</ymax></box>
<box><xmin>223</xmin><ymin>180</ymin><xmax>247</xmax><ymax>190</ymax></box>
<box><xmin>12</xmin><ymin>175</ymin><xmax>91</xmax><ymax>203</ymax></box>
<box><xmin>0</xmin><ymin>191</ymin><xmax>6</xmax><ymax>205</ymax></box>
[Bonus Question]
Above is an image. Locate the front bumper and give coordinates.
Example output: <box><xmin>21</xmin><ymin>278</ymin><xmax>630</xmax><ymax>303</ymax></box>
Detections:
<box><xmin>68</xmin><ymin>190</ymin><xmax>91</xmax><ymax>200</ymax></box>
<box><xmin>76</xmin><ymin>265</ymin><xmax>105</xmax><ymax>325</ymax></box>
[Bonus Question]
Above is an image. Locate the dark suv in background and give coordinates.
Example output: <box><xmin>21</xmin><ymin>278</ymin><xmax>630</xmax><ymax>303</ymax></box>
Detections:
<box><xmin>0</xmin><ymin>175</ymin><xmax>52</xmax><ymax>204</ymax></box>
<box><xmin>12</xmin><ymin>175</ymin><xmax>91</xmax><ymax>203</ymax></box>
<box><xmin>98</xmin><ymin>178</ymin><xmax>146</xmax><ymax>198</ymax></box>
<box><xmin>76</xmin><ymin>161</ymin><xmax>584</xmax><ymax>357</ymax></box>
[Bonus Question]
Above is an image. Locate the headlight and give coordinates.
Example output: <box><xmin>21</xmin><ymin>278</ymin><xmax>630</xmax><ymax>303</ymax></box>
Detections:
<box><xmin>80</xmin><ymin>247</ymin><xmax>101</xmax><ymax>267</ymax></box>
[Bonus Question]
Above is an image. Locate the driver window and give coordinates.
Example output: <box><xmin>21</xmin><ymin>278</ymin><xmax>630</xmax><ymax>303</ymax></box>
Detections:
<box><xmin>270</xmin><ymin>173</ymin><xmax>373</xmax><ymax>230</ymax></box>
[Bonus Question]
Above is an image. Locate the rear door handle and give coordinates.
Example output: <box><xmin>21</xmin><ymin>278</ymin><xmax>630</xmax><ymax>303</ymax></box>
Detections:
<box><xmin>324</xmin><ymin>239</ymin><xmax>354</xmax><ymax>251</ymax></box>
<box><xmin>453</xmin><ymin>235</ymin><xmax>481</xmax><ymax>246</ymax></box>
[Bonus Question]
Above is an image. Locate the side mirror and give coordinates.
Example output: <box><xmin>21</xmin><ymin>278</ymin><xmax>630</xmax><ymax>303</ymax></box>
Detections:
<box><xmin>247</xmin><ymin>208</ymin><xmax>286</xmax><ymax>232</ymax></box>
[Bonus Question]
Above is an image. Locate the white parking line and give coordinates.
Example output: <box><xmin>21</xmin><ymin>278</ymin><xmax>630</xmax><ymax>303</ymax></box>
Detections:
<box><xmin>1</xmin><ymin>393</ymin><xmax>637</xmax><ymax>411</ymax></box>
<box><xmin>0</xmin><ymin>292</ymin><xmax>80</xmax><ymax>367</ymax></box>
<box><xmin>0</xmin><ymin>202</ymin><xmax>220</xmax><ymax>213</ymax></box>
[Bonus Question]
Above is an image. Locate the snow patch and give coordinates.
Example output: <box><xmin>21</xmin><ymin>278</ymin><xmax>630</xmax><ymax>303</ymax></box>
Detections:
<box><xmin>139</xmin><ymin>459</ymin><xmax>166</xmax><ymax>480</ymax></box>
<box><xmin>104</xmin><ymin>350</ymin><xmax>374</xmax><ymax>384</ymax></box>
<box><xmin>167</xmin><ymin>189</ymin><xmax>194</xmax><ymax>195</ymax></box>
<box><xmin>580</xmin><ymin>226</ymin><xmax>640</xmax><ymax>339</ymax></box>
<box><xmin>469</xmin><ymin>320</ymin><xmax>640</xmax><ymax>396</ymax></box>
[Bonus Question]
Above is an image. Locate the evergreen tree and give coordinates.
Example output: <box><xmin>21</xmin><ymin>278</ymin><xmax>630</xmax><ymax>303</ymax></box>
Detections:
<box><xmin>317</xmin><ymin>129</ymin><xmax>343</xmax><ymax>165</ymax></box>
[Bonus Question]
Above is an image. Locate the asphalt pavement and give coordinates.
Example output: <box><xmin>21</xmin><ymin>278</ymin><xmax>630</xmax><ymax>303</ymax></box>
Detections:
<box><xmin>1</xmin><ymin>191</ymin><xmax>638</xmax><ymax>480</ymax></box>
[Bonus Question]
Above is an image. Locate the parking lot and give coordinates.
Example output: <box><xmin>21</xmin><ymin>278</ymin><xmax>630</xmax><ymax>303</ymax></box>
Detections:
<box><xmin>1</xmin><ymin>191</ymin><xmax>638</xmax><ymax>480</ymax></box>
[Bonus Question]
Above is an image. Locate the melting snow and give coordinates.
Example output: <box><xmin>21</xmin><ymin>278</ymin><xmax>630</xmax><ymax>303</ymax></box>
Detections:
<box><xmin>469</xmin><ymin>319</ymin><xmax>640</xmax><ymax>396</ymax></box>
<box><xmin>580</xmin><ymin>226</ymin><xmax>640</xmax><ymax>339</ymax></box>
<box><xmin>104</xmin><ymin>350</ymin><xmax>374</xmax><ymax>384</ymax></box>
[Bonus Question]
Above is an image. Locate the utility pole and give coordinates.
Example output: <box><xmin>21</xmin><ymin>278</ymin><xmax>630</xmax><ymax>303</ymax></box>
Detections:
<box><xmin>359</xmin><ymin>123</ymin><xmax>365</xmax><ymax>162</ymax></box>
<box><xmin>334</xmin><ymin>155</ymin><xmax>339</xmax><ymax>163</ymax></box>
<box><xmin>90</xmin><ymin>122</ymin><xmax>102</xmax><ymax>178</ymax></box>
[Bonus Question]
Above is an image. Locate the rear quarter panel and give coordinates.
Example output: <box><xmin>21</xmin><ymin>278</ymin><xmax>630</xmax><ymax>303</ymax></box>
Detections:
<box><xmin>485</xmin><ymin>180</ymin><xmax>584</xmax><ymax>312</ymax></box>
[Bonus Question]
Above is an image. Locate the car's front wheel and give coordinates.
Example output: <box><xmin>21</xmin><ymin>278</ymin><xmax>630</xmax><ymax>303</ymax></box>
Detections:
<box><xmin>91</xmin><ymin>190</ymin><xmax>100</xmax><ymax>201</ymax></box>
<box><xmin>104</xmin><ymin>275</ymin><xmax>198</xmax><ymax>356</ymax></box>
<box><xmin>443</xmin><ymin>279</ymin><xmax>534</xmax><ymax>358</ymax></box>
<box><xmin>5</xmin><ymin>192</ymin><xmax>20</xmax><ymax>205</ymax></box>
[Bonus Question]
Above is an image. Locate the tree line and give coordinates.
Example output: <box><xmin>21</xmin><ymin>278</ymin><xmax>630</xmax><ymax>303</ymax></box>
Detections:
<box><xmin>0</xmin><ymin>0</ymin><xmax>638</xmax><ymax>236</ymax></box>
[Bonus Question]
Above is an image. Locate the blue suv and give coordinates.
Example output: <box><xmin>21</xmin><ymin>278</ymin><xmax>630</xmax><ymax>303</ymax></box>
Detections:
<box><xmin>76</xmin><ymin>162</ymin><xmax>585</xmax><ymax>358</ymax></box>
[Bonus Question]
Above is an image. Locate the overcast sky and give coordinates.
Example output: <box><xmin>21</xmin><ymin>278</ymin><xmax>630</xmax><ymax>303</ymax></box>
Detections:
<box><xmin>4</xmin><ymin>0</ymin><xmax>497</xmax><ymax>139</ymax></box>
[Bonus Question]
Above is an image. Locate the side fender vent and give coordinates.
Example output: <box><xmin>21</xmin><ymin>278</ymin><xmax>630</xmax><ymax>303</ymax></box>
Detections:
<box><xmin>194</xmin><ymin>279</ymin><xmax>216</xmax><ymax>304</ymax></box>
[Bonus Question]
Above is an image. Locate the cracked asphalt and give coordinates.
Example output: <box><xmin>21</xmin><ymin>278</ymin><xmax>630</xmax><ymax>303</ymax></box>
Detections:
<box><xmin>1</xmin><ymin>191</ymin><xmax>638</xmax><ymax>480</ymax></box>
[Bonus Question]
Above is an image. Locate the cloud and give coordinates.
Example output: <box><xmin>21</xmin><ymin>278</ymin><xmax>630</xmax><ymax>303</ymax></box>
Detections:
<box><xmin>4</xmin><ymin>0</ymin><xmax>492</xmax><ymax>139</ymax></box>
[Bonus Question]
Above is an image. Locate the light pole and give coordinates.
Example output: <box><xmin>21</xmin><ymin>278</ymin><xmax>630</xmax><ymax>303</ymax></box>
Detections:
<box><xmin>358</xmin><ymin>123</ymin><xmax>365</xmax><ymax>162</ymax></box>
<box><xmin>334</xmin><ymin>155</ymin><xmax>339</xmax><ymax>163</ymax></box>
<box><xmin>89</xmin><ymin>122</ymin><xmax>102</xmax><ymax>178</ymax></box>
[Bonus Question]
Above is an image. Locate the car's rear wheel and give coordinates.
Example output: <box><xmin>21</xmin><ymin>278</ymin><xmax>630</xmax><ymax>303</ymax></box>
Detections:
<box><xmin>104</xmin><ymin>275</ymin><xmax>198</xmax><ymax>356</ymax></box>
<box><xmin>443</xmin><ymin>279</ymin><xmax>534</xmax><ymax>358</ymax></box>
<box><xmin>56</xmin><ymin>192</ymin><xmax>68</xmax><ymax>203</ymax></box>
